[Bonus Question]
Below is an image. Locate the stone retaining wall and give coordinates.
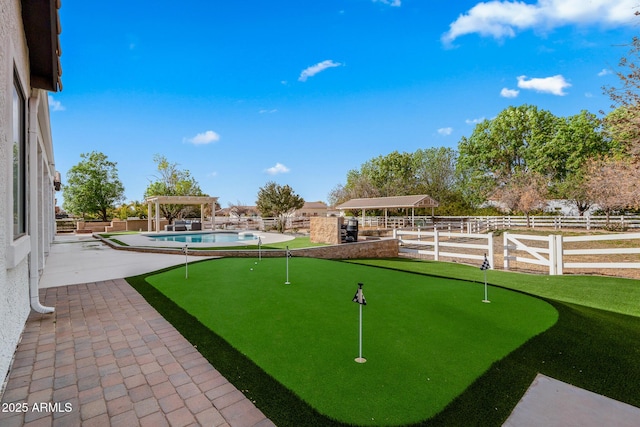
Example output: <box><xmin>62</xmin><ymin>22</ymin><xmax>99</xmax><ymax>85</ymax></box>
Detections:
<box><xmin>99</xmin><ymin>236</ymin><xmax>398</xmax><ymax>259</ymax></box>
<box><xmin>76</xmin><ymin>221</ymin><xmax>111</xmax><ymax>232</ymax></box>
<box><xmin>126</xmin><ymin>219</ymin><xmax>149</xmax><ymax>232</ymax></box>
<box><xmin>125</xmin><ymin>219</ymin><xmax>169</xmax><ymax>232</ymax></box>
<box><xmin>79</xmin><ymin>219</ymin><xmax>170</xmax><ymax>233</ymax></box>
<box><xmin>105</xmin><ymin>220</ymin><xmax>127</xmax><ymax>233</ymax></box>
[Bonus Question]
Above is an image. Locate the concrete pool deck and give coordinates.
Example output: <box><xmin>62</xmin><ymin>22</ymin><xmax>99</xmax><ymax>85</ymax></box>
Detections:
<box><xmin>39</xmin><ymin>234</ymin><xmax>218</xmax><ymax>289</ymax></box>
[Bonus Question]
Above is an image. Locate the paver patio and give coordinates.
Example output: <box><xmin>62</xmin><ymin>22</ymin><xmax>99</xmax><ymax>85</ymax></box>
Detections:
<box><xmin>0</xmin><ymin>278</ymin><xmax>274</xmax><ymax>427</ymax></box>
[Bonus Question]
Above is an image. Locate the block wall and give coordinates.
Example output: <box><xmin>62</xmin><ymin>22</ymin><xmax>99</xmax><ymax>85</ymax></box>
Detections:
<box><xmin>310</xmin><ymin>216</ymin><xmax>342</xmax><ymax>245</ymax></box>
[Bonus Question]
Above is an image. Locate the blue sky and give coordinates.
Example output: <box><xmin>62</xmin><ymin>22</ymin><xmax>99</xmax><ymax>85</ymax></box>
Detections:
<box><xmin>50</xmin><ymin>0</ymin><xmax>637</xmax><ymax>208</ymax></box>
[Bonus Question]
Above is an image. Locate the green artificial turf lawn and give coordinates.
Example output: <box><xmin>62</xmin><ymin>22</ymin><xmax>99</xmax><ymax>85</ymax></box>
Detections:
<box><xmin>145</xmin><ymin>257</ymin><xmax>557</xmax><ymax>426</ymax></box>
<box><xmin>347</xmin><ymin>258</ymin><xmax>640</xmax><ymax>317</ymax></box>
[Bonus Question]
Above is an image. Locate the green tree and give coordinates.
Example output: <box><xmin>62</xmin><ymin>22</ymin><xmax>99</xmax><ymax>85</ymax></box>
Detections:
<box><xmin>62</xmin><ymin>151</ymin><xmax>125</xmax><ymax>221</ymax></box>
<box><xmin>539</xmin><ymin>110</ymin><xmax>613</xmax><ymax>182</ymax></box>
<box><xmin>112</xmin><ymin>200</ymin><xmax>149</xmax><ymax>220</ymax></box>
<box><xmin>329</xmin><ymin>150</ymin><xmax>419</xmax><ymax>215</ymax></box>
<box><xmin>144</xmin><ymin>154</ymin><xmax>205</xmax><ymax>224</ymax></box>
<box><xmin>458</xmin><ymin>105</ymin><xmax>559</xmax><ymax>190</ymax></box>
<box><xmin>457</xmin><ymin>105</ymin><xmax>619</xmax><ymax>212</ymax></box>
<box><xmin>539</xmin><ymin>110</ymin><xmax>616</xmax><ymax>214</ymax></box>
<box><xmin>410</xmin><ymin>147</ymin><xmax>477</xmax><ymax>214</ymax></box>
<box><xmin>330</xmin><ymin>148</ymin><xmax>473</xmax><ymax>213</ymax></box>
<box><xmin>360</xmin><ymin>151</ymin><xmax>416</xmax><ymax>197</ymax></box>
<box><xmin>256</xmin><ymin>181</ymin><xmax>304</xmax><ymax>233</ymax></box>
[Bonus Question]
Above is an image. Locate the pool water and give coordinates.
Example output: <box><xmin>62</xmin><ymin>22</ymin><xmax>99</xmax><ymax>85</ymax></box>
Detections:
<box><xmin>148</xmin><ymin>232</ymin><xmax>256</xmax><ymax>244</ymax></box>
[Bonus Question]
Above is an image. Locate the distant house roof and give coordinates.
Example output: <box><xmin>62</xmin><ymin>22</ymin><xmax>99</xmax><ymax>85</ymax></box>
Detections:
<box><xmin>301</xmin><ymin>201</ymin><xmax>328</xmax><ymax>210</ymax></box>
<box><xmin>22</xmin><ymin>0</ymin><xmax>63</xmax><ymax>91</ymax></box>
<box><xmin>145</xmin><ymin>196</ymin><xmax>219</xmax><ymax>205</ymax></box>
<box><xmin>336</xmin><ymin>195</ymin><xmax>439</xmax><ymax>210</ymax></box>
<box><xmin>219</xmin><ymin>205</ymin><xmax>260</xmax><ymax>216</ymax></box>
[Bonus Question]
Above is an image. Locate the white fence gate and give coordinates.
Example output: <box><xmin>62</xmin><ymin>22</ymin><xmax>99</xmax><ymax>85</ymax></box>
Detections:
<box><xmin>503</xmin><ymin>233</ymin><xmax>562</xmax><ymax>275</ymax></box>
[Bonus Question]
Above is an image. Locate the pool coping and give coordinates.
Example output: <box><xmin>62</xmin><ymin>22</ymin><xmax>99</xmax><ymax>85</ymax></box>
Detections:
<box><xmin>99</xmin><ymin>230</ymin><xmax>296</xmax><ymax>251</ymax></box>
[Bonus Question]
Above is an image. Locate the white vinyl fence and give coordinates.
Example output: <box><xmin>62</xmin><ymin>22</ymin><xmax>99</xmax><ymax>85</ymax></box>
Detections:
<box><xmin>209</xmin><ymin>214</ymin><xmax>640</xmax><ymax>233</ymax></box>
<box><xmin>558</xmin><ymin>233</ymin><xmax>640</xmax><ymax>274</ymax></box>
<box><xmin>394</xmin><ymin>229</ymin><xmax>494</xmax><ymax>268</ymax></box>
<box><xmin>354</xmin><ymin>215</ymin><xmax>640</xmax><ymax>233</ymax></box>
<box><xmin>503</xmin><ymin>232</ymin><xmax>640</xmax><ymax>275</ymax></box>
<box><xmin>396</xmin><ymin>229</ymin><xmax>640</xmax><ymax>276</ymax></box>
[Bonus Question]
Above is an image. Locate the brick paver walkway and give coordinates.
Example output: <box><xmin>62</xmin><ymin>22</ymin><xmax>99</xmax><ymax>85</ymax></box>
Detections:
<box><xmin>0</xmin><ymin>279</ymin><xmax>275</xmax><ymax>427</ymax></box>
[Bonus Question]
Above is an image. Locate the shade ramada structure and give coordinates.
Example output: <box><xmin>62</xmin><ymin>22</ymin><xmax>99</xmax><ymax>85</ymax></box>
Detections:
<box><xmin>335</xmin><ymin>195</ymin><xmax>439</xmax><ymax>228</ymax></box>
<box><xmin>146</xmin><ymin>196</ymin><xmax>219</xmax><ymax>232</ymax></box>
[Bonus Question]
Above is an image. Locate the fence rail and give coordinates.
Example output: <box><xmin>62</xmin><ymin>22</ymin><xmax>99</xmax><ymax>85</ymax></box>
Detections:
<box><xmin>394</xmin><ymin>230</ymin><xmax>494</xmax><ymax>267</ymax></box>
<box><xmin>348</xmin><ymin>215</ymin><xmax>640</xmax><ymax>233</ymax></box>
<box><xmin>396</xmin><ymin>229</ymin><xmax>640</xmax><ymax>276</ymax></box>
<box><xmin>558</xmin><ymin>233</ymin><xmax>640</xmax><ymax>274</ymax></box>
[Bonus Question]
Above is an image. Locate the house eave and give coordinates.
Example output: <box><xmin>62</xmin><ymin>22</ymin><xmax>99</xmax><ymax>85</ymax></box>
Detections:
<box><xmin>21</xmin><ymin>0</ymin><xmax>62</xmax><ymax>92</ymax></box>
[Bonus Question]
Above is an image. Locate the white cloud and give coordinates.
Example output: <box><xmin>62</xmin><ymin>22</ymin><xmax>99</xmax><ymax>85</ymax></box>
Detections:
<box><xmin>437</xmin><ymin>127</ymin><xmax>453</xmax><ymax>136</ymax></box>
<box><xmin>442</xmin><ymin>0</ymin><xmax>636</xmax><ymax>44</ymax></box>
<box><xmin>48</xmin><ymin>95</ymin><xmax>65</xmax><ymax>111</ymax></box>
<box><xmin>265</xmin><ymin>163</ymin><xmax>290</xmax><ymax>175</ymax></box>
<box><xmin>259</xmin><ymin>109</ymin><xmax>278</xmax><ymax>114</ymax></box>
<box><xmin>184</xmin><ymin>130</ymin><xmax>220</xmax><ymax>145</ymax></box>
<box><xmin>372</xmin><ymin>0</ymin><xmax>401</xmax><ymax>6</ymax></box>
<box><xmin>598</xmin><ymin>68</ymin><xmax>612</xmax><ymax>77</ymax></box>
<box><xmin>466</xmin><ymin>117</ymin><xmax>486</xmax><ymax>125</ymax></box>
<box><xmin>298</xmin><ymin>60</ymin><xmax>342</xmax><ymax>82</ymax></box>
<box><xmin>500</xmin><ymin>87</ymin><xmax>520</xmax><ymax>98</ymax></box>
<box><xmin>517</xmin><ymin>74</ymin><xmax>571</xmax><ymax>96</ymax></box>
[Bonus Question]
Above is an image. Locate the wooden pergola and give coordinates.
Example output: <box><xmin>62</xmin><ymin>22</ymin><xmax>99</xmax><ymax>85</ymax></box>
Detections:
<box><xmin>335</xmin><ymin>195</ymin><xmax>439</xmax><ymax>228</ymax></box>
<box><xmin>145</xmin><ymin>196</ymin><xmax>219</xmax><ymax>233</ymax></box>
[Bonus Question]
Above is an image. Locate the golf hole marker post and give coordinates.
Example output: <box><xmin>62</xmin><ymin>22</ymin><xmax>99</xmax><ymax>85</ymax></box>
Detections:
<box><xmin>182</xmin><ymin>245</ymin><xmax>189</xmax><ymax>279</ymax></box>
<box><xmin>480</xmin><ymin>253</ymin><xmax>491</xmax><ymax>303</ymax></box>
<box><xmin>285</xmin><ymin>246</ymin><xmax>291</xmax><ymax>285</ymax></box>
<box><xmin>352</xmin><ymin>282</ymin><xmax>367</xmax><ymax>363</ymax></box>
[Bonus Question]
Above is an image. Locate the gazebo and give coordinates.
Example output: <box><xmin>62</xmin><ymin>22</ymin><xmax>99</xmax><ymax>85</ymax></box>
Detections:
<box><xmin>335</xmin><ymin>195</ymin><xmax>439</xmax><ymax>228</ymax></box>
<box><xmin>145</xmin><ymin>196</ymin><xmax>219</xmax><ymax>233</ymax></box>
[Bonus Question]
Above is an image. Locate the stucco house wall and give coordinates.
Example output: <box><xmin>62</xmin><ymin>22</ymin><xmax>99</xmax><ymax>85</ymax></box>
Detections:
<box><xmin>0</xmin><ymin>0</ymin><xmax>59</xmax><ymax>390</ymax></box>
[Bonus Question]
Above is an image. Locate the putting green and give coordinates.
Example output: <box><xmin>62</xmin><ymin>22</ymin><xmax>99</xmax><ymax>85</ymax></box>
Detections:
<box><xmin>146</xmin><ymin>257</ymin><xmax>557</xmax><ymax>426</ymax></box>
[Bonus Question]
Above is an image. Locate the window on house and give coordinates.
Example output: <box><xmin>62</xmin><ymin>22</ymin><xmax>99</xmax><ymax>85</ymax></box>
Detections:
<box><xmin>13</xmin><ymin>73</ymin><xmax>26</xmax><ymax>239</ymax></box>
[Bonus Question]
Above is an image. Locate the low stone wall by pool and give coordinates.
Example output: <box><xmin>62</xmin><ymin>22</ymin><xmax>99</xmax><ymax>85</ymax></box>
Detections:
<box><xmin>98</xmin><ymin>236</ymin><xmax>398</xmax><ymax>259</ymax></box>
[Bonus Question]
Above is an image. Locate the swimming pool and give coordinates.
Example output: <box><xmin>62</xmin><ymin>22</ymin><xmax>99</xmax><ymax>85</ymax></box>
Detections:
<box><xmin>148</xmin><ymin>232</ymin><xmax>256</xmax><ymax>244</ymax></box>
